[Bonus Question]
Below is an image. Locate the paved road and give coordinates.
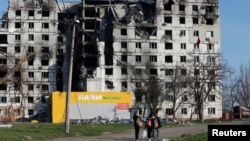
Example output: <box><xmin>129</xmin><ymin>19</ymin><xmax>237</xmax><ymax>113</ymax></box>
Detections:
<box><xmin>47</xmin><ymin>119</ymin><xmax>250</xmax><ymax>141</ymax></box>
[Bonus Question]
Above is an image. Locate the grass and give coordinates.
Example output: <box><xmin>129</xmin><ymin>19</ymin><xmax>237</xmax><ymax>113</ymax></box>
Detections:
<box><xmin>0</xmin><ymin>121</ymin><xmax>206</xmax><ymax>141</ymax></box>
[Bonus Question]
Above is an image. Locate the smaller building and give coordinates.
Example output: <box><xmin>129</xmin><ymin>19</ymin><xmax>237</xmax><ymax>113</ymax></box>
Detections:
<box><xmin>51</xmin><ymin>91</ymin><xmax>132</xmax><ymax>123</ymax></box>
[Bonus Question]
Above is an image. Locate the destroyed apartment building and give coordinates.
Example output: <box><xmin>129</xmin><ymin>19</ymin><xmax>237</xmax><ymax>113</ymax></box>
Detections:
<box><xmin>0</xmin><ymin>0</ymin><xmax>221</xmax><ymax>121</ymax></box>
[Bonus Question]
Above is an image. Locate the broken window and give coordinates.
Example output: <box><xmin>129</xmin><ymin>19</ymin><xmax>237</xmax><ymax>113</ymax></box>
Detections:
<box><xmin>85</xmin><ymin>7</ymin><xmax>97</xmax><ymax>17</ymax></box>
<box><xmin>194</xmin><ymin>44</ymin><xmax>199</xmax><ymax>50</ymax></box>
<box><xmin>42</xmin><ymin>22</ymin><xmax>49</xmax><ymax>29</ymax></box>
<box><xmin>28</xmin><ymin>84</ymin><xmax>34</xmax><ymax>90</ymax></box>
<box><xmin>180</xmin><ymin>30</ymin><xmax>186</xmax><ymax>36</ymax></box>
<box><xmin>193</xmin><ymin>18</ymin><xmax>198</xmax><ymax>24</ymax></box>
<box><xmin>166</xmin><ymin>108</ymin><xmax>173</xmax><ymax>114</ymax></box>
<box><xmin>0</xmin><ymin>47</ymin><xmax>7</xmax><ymax>53</ymax></box>
<box><xmin>0</xmin><ymin>84</ymin><xmax>6</xmax><ymax>90</ymax></box>
<box><xmin>208</xmin><ymin>69</ymin><xmax>215</xmax><ymax>76</ymax></box>
<box><xmin>29</xmin><ymin>22</ymin><xmax>34</xmax><ymax>29</ymax></box>
<box><xmin>136</xmin><ymin>42</ymin><xmax>141</xmax><ymax>49</ymax></box>
<box><xmin>41</xmin><ymin>59</ymin><xmax>49</xmax><ymax>66</ymax></box>
<box><xmin>206</xmin><ymin>6</ymin><xmax>213</xmax><ymax>12</ymax></box>
<box><xmin>16</xmin><ymin>35</ymin><xmax>21</xmax><ymax>41</ymax></box>
<box><xmin>14</xmin><ymin>71</ymin><xmax>21</xmax><ymax>77</ymax></box>
<box><xmin>208</xmin><ymin>107</ymin><xmax>216</xmax><ymax>114</ymax></box>
<box><xmin>165</xmin><ymin>69</ymin><xmax>173</xmax><ymax>76</ymax></box>
<box><xmin>208</xmin><ymin>82</ymin><xmax>216</xmax><ymax>89</ymax></box>
<box><xmin>41</xmin><ymin>84</ymin><xmax>49</xmax><ymax>91</ymax></box>
<box><xmin>16</xmin><ymin>10</ymin><xmax>21</xmax><ymax>16</ymax></box>
<box><xmin>28</xmin><ymin>34</ymin><xmax>34</xmax><ymax>41</ymax></box>
<box><xmin>28</xmin><ymin>46</ymin><xmax>34</xmax><ymax>53</ymax></box>
<box><xmin>105</xmin><ymin>68</ymin><xmax>113</xmax><ymax>75</ymax></box>
<box><xmin>149</xmin><ymin>56</ymin><xmax>157</xmax><ymax>62</ymax></box>
<box><xmin>206</xmin><ymin>19</ymin><xmax>214</xmax><ymax>25</ymax></box>
<box><xmin>207</xmin><ymin>56</ymin><xmax>215</xmax><ymax>63</ymax></box>
<box><xmin>15</xmin><ymin>22</ymin><xmax>21</xmax><ymax>28</ymax></box>
<box><xmin>193</xmin><ymin>5</ymin><xmax>198</xmax><ymax>11</ymax></box>
<box><xmin>121</xmin><ymin>81</ymin><xmax>127</xmax><ymax>89</ymax></box>
<box><xmin>0</xmin><ymin>59</ymin><xmax>7</xmax><ymax>65</ymax></box>
<box><xmin>180</xmin><ymin>56</ymin><xmax>186</xmax><ymax>62</ymax></box>
<box><xmin>0</xmin><ymin>96</ymin><xmax>7</xmax><ymax>103</ymax></box>
<box><xmin>14</xmin><ymin>97</ymin><xmax>20</xmax><ymax>103</ymax></box>
<box><xmin>28</xmin><ymin>109</ymin><xmax>34</xmax><ymax>115</ymax></box>
<box><xmin>165</xmin><ymin>43</ymin><xmax>172</xmax><ymax>50</ymax></box>
<box><xmin>28</xmin><ymin>59</ymin><xmax>33</xmax><ymax>66</ymax></box>
<box><xmin>164</xmin><ymin>17</ymin><xmax>172</xmax><ymax>24</ymax></box>
<box><xmin>28</xmin><ymin>72</ymin><xmax>34</xmax><ymax>78</ymax></box>
<box><xmin>42</xmin><ymin>72</ymin><xmax>49</xmax><ymax>78</ymax></box>
<box><xmin>181</xmin><ymin>43</ymin><xmax>186</xmax><ymax>49</ymax></box>
<box><xmin>121</xmin><ymin>68</ymin><xmax>127</xmax><ymax>75</ymax></box>
<box><xmin>42</xmin><ymin>34</ymin><xmax>49</xmax><ymax>41</ymax></box>
<box><xmin>179</xmin><ymin>5</ymin><xmax>185</xmax><ymax>11</ymax></box>
<box><xmin>149</xmin><ymin>43</ymin><xmax>157</xmax><ymax>49</ymax></box>
<box><xmin>193</xmin><ymin>30</ymin><xmax>199</xmax><ymax>36</ymax></box>
<box><xmin>207</xmin><ymin>44</ymin><xmax>214</xmax><ymax>51</ymax></box>
<box><xmin>181</xmin><ymin>108</ymin><xmax>187</xmax><ymax>114</ymax></box>
<box><xmin>164</xmin><ymin>3</ymin><xmax>172</xmax><ymax>11</ymax></box>
<box><xmin>182</xmin><ymin>95</ymin><xmax>188</xmax><ymax>101</ymax></box>
<box><xmin>29</xmin><ymin>10</ymin><xmax>34</xmax><ymax>16</ymax></box>
<box><xmin>105</xmin><ymin>81</ymin><xmax>114</xmax><ymax>89</ymax></box>
<box><xmin>15</xmin><ymin>46</ymin><xmax>20</xmax><ymax>53</ymax></box>
<box><xmin>121</xmin><ymin>55</ymin><xmax>127</xmax><ymax>62</ymax></box>
<box><xmin>42</xmin><ymin>11</ymin><xmax>50</xmax><ymax>17</ymax></box>
<box><xmin>121</xmin><ymin>42</ymin><xmax>127</xmax><ymax>48</ymax></box>
<box><xmin>121</xmin><ymin>29</ymin><xmax>127</xmax><ymax>35</ymax></box>
<box><xmin>28</xmin><ymin>97</ymin><xmax>34</xmax><ymax>103</ymax></box>
<box><xmin>57</xmin><ymin>36</ymin><xmax>63</xmax><ymax>43</ymax></box>
<box><xmin>135</xmin><ymin>55</ymin><xmax>141</xmax><ymax>62</ymax></box>
<box><xmin>41</xmin><ymin>47</ymin><xmax>49</xmax><ymax>53</ymax></box>
<box><xmin>149</xmin><ymin>69</ymin><xmax>157</xmax><ymax>75</ymax></box>
<box><xmin>165</xmin><ymin>30</ymin><xmax>172</xmax><ymax>40</ymax></box>
<box><xmin>0</xmin><ymin>35</ymin><xmax>7</xmax><ymax>44</ymax></box>
<box><xmin>135</xmin><ymin>82</ymin><xmax>141</xmax><ymax>88</ymax></box>
<box><xmin>181</xmin><ymin>69</ymin><xmax>187</xmax><ymax>76</ymax></box>
<box><xmin>165</xmin><ymin>55</ymin><xmax>173</xmax><ymax>63</ymax></box>
<box><xmin>194</xmin><ymin>56</ymin><xmax>199</xmax><ymax>62</ymax></box>
<box><xmin>206</xmin><ymin>31</ymin><xmax>214</xmax><ymax>38</ymax></box>
<box><xmin>179</xmin><ymin>17</ymin><xmax>185</xmax><ymax>24</ymax></box>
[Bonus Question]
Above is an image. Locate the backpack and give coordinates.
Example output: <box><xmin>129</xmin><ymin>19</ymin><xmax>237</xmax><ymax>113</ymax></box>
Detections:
<box><xmin>146</xmin><ymin>119</ymin><xmax>151</xmax><ymax>127</ymax></box>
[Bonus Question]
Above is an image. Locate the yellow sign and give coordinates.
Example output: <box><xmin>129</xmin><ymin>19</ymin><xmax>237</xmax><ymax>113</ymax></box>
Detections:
<box><xmin>70</xmin><ymin>92</ymin><xmax>132</xmax><ymax>104</ymax></box>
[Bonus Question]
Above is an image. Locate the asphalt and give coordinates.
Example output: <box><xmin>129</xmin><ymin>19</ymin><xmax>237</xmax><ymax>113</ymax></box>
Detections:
<box><xmin>47</xmin><ymin>119</ymin><xmax>250</xmax><ymax>141</ymax></box>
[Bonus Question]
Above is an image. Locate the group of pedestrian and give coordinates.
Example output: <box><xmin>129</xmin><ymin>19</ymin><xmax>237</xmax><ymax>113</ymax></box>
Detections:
<box><xmin>133</xmin><ymin>111</ymin><xmax>162</xmax><ymax>141</ymax></box>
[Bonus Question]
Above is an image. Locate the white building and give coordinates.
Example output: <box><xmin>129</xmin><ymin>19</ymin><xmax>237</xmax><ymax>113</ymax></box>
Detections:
<box><xmin>0</xmin><ymin>0</ymin><xmax>221</xmax><ymax>121</ymax></box>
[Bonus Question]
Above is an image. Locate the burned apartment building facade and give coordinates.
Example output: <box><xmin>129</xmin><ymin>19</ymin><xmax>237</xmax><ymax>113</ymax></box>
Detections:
<box><xmin>0</xmin><ymin>0</ymin><xmax>221</xmax><ymax>121</ymax></box>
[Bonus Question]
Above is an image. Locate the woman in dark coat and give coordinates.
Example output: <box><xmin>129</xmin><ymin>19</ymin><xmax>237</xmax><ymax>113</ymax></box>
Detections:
<box><xmin>133</xmin><ymin>110</ymin><xmax>142</xmax><ymax>141</ymax></box>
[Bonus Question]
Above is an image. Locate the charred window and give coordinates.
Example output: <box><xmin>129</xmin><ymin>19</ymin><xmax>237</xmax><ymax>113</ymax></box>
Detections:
<box><xmin>28</xmin><ymin>84</ymin><xmax>34</xmax><ymax>90</ymax></box>
<box><xmin>165</xmin><ymin>43</ymin><xmax>172</xmax><ymax>50</ymax></box>
<box><xmin>164</xmin><ymin>3</ymin><xmax>172</xmax><ymax>11</ymax></box>
<box><xmin>179</xmin><ymin>5</ymin><xmax>185</xmax><ymax>11</ymax></box>
<box><xmin>29</xmin><ymin>10</ymin><xmax>34</xmax><ymax>16</ymax></box>
<box><xmin>105</xmin><ymin>68</ymin><xmax>113</xmax><ymax>75</ymax></box>
<box><xmin>180</xmin><ymin>56</ymin><xmax>186</xmax><ymax>62</ymax></box>
<box><xmin>181</xmin><ymin>69</ymin><xmax>187</xmax><ymax>76</ymax></box>
<box><xmin>135</xmin><ymin>69</ymin><xmax>142</xmax><ymax>75</ymax></box>
<box><xmin>181</xmin><ymin>43</ymin><xmax>186</xmax><ymax>49</ymax></box>
<box><xmin>121</xmin><ymin>42</ymin><xmax>127</xmax><ymax>48</ymax></box>
<box><xmin>149</xmin><ymin>56</ymin><xmax>157</xmax><ymax>62</ymax></box>
<box><xmin>121</xmin><ymin>29</ymin><xmax>127</xmax><ymax>35</ymax></box>
<box><xmin>121</xmin><ymin>55</ymin><xmax>127</xmax><ymax>62</ymax></box>
<box><xmin>193</xmin><ymin>5</ymin><xmax>198</xmax><ymax>11</ymax></box>
<box><xmin>42</xmin><ymin>11</ymin><xmax>50</xmax><ymax>17</ymax></box>
<box><xmin>28</xmin><ymin>72</ymin><xmax>34</xmax><ymax>78</ymax></box>
<box><xmin>57</xmin><ymin>36</ymin><xmax>63</xmax><ymax>43</ymax></box>
<box><xmin>180</xmin><ymin>17</ymin><xmax>185</xmax><ymax>24</ymax></box>
<box><xmin>16</xmin><ymin>10</ymin><xmax>21</xmax><ymax>16</ymax></box>
<box><xmin>149</xmin><ymin>43</ymin><xmax>157</xmax><ymax>49</ymax></box>
<box><xmin>165</xmin><ymin>69</ymin><xmax>173</xmax><ymax>76</ymax></box>
<box><xmin>28</xmin><ymin>46</ymin><xmax>34</xmax><ymax>53</ymax></box>
<box><xmin>15</xmin><ymin>46</ymin><xmax>20</xmax><ymax>53</ymax></box>
<box><xmin>28</xmin><ymin>34</ymin><xmax>34</xmax><ymax>41</ymax></box>
<box><xmin>206</xmin><ymin>19</ymin><xmax>214</xmax><ymax>25</ymax></box>
<box><xmin>29</xmin><ymin>23</ymin><xmax>34</xmax><ymax>29</ymax></box>
<box><xmin>105</xmin><ymin>81</ymin><xmax>114</xmax><ymax>89</ymax></box>
<box><xmin>42</xmin><ymin>23</ymin><xmax>49</xmax><ymax>29</ymax></box>
<box><xmin>150</xmin><ymin>69</ymin><xmax>157</xmax><ymax>75</ymax></box>
<box><xmin>135</xmin><ymin>55</ymin><xmax>141</xmax><ymax>62</ymax></box>
<box><xmin>28</xmin><ymin>59</ymin><xmax>34</xmax><ymax>66</ymax></box>
<box><xmin>41</xmin><ymin>59</ymin><xmax>49</xmax><ymax>66</ymax></box>
<box><xmin>165</xmin><ymin>55</ymin><xmax>173</xmax><ymax>63</ymax></box>
<box><xmin>121</xmin><ymin>81</ymin><xmax>127</xmax><ymax>89</ymax></box>
<box><xmin>0</xmin><ymin>35</ymin><xmax>7</xmax><ymax>44</ymax></box>
<box><xmin>165</xmin><ymin>30</ymin><xmax>172</xmax><ymax>39</ymax></box>
<box><xmin>15</xmin><ymin>35</ymin><xmax>21</xmax><ymax>41</ymax></box>
<box><xmin>28</xmin><ymin>97</ymin><xmax>34</xmax><ymax>103</ymax></box>
<box><xmin>166</xmin><ymin>108</ymin><xmax>173</xmax><ymax>115</ymax></box>
<box><xmin>41</xmin><ymin>85</ymin><xmax>49</xmax><ymax>91</ymax></box>
<box><xmin>42</xmin><ymin>47</ymin><xmax>49</xmax><ymax>53</ymax></box>
<box><xmin>164</xmin><ymin>17</ymin><xmax>172</xmax><ymax>24</ymax></box>
<box><xmin>193</xmin><ymin>18</ymin><xmax>198</xmax><ymax>24</ymax></box>
<box><xmin>206</xmin><ymin>6</ymin><xmax>213</xmax><ymax>12</ymax></box>
<box><xmin>42</xmin><ymin>72</ymin><xmax>49</xmax><ymax>78</ymax></box>
<box><xmin>136</xmin><ymin>42</ymin><xmax>141</xmax><ymax>48</ymax></box>
<box><xmin>42</xmin><ymin>34</ymin><xmax>49</xmax><ymax>41</ymax></box>
<box><xmin>121</xmin><ymin>68</ymin><xmax>127</xmax><ymax>75</ymax></box>
<box><xmin>15</xmin><ymin>22</ymin><xmax>21</xmax><ymax>28</ymax></box>
<box><xmin>0</xmin><ymin>59</ymin><xmax>7</xmax><ymax>65</ymax></box>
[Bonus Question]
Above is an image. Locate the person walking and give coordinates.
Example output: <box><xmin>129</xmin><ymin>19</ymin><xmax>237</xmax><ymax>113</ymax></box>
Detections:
<box><xmin>144</xmin><ymin>113</ymin><xmax>155</xmax><ymax>141</ymax></box>
<box><xmin>152</xmin><ymin>113</ymin><xmax>162</xmax><ymax>140</ymax></box>
<box><xmin>133</xmin><ymin>110</ymin><xmax>142</xmax><ymax>141</ymax></box>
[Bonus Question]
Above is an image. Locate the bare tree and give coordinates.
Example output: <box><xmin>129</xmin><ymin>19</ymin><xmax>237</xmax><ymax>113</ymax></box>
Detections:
<box><xmin>234</xmin><ymin>61</ymin><xmax>250</xmax><ymax>108</ymax></box>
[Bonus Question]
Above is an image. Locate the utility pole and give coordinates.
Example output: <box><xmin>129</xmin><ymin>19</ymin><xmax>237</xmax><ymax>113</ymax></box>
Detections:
<box><xmin>65</xmin><ymin>16</ymin><xmax>77</xmax><ymax>134</ymax></box>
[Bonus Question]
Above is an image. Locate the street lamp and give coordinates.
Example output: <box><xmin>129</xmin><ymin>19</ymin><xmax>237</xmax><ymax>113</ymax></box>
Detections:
<box><xmin>65</xmin><ymin>16</ymin><xmax>77</xmax><ymax>134</ymax></box>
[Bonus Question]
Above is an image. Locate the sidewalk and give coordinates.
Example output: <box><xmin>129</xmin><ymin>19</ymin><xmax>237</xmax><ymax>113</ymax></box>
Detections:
<box><xmin>47</xmin><ymin>119</ymin><xmax>250</xmax><ymax>141</ymax></box>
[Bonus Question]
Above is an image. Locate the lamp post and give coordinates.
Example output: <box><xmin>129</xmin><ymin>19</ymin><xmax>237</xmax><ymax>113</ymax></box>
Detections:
<box><xmin>65</xmin><ymin>16</ymin><xmax>77</xmax><ymax>134</ymax></box>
